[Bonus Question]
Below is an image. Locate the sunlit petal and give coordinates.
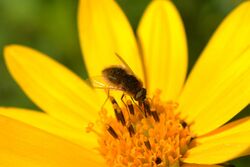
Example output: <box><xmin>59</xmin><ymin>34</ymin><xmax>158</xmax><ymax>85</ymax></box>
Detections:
<box><xmin>4</xmin><ymin>45</ymin><xmax>100</xmax><ymax>130</ymax></box>
<box><xmin>197</xmin><ymin>116</ymin><xmax>250</xmax><ymax>143</ymax></box>
<box><xmin>0</xmin><ymin>115</ymin><xmax>105</xmax><ymax>167</ymax></box>
<box><xmin>183</xmin><ymin>117</ymin><xmax>250</xmax><ymax>164</ymax></box>
<box><xmin>78</xmin><ymin>0</ymin><xmax>144</xmax><ymax>81</ymax></box>
<box><xmin>179</xmin><ymin>47</ymin><xmax>250</xmax><ymax>136</ymax></box>
<box><xmin>0</xmin><ymin>107</ymin><xmax>98</xmax><ymax>149</ymax></box>
<box><xmin>179</xmin><ymin>1</ymin><xmax>250</xmax><ymax>124</ymax></box>
<box><xmin>137</xmin><ymin>0</ymin><xmax>188</xmax><ymax>100</ymax></box>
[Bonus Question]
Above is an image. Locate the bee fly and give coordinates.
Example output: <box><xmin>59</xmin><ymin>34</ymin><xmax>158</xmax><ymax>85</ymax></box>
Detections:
<box><xmin>89</xmin><ymin>53</ymin><xmax>160</xmax><ymax>139</ymax></box>
<box><xmin>90</xmin><ymin>53</ymin><xmax>147</xmax><ymax>103</ymax></box>
<box><xmin>102</xmin><ymin>66</ymin><xmax>146</xmax><ymax>102</ymax></box>
<box><xmin>101</xmin><ymin>55</ymin><xmax>158</xmax><ymax>120</ymax></box>
<box><xmin>89</xmin><ymin>53</ymin><xmax>157</xmax><ymax>120</ymax></box>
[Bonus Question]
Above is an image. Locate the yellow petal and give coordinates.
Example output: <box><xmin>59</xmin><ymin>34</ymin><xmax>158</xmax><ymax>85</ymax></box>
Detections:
<box><xmin>179</xmin><ymin>1</ymin><xmax>250</xmax><ymax>121</ymax></box>
<box><xmin>182</xmin><ymin>164</ymin><xmax>222</xmax><ymax>167</ymax></box>
<box><xmin>179</xmin><ymin>47</ymin><xmax>250</xmax><ymax>136</ymax></box>
<box><xmin>4</xmin><ymin>45</ymin><xmax>100</xmax><ymax>130</ymax></box>
<box><xmin>197</xmin><ymin>116</ymin><xmax>250</xmax><ymax>144</ymax></box>
<box><xmin>137</xmin><ymin>0</ymin><xmax>188</xmax><ymax>100</ymax></box>
<box><xmin>78</xmin><ymin>0</ymin><xmax>144</xmax><ymax>81</ymax></box>
<box><xmin>0</xmin><ymin>115</ymin><xmax>105</xmax><ymax>167</ymax></box>
<box><xmin>182</xmin><ymin>117</ymin><xmax>250</xmax><ymax>164</ymax></box>
<box><xmin>0</xmin><ymin>107</ymin><xmax>98</xmax><ymax>149</ymax></box>
<box><xmin>182</xmin><ymin>49</ymin><xmax>250</xmax><ymax>135</ymax></box>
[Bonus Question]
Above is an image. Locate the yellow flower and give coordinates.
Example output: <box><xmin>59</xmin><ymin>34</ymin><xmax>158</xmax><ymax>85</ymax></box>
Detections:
<box><xmin>1</xmin><ymin>0</ymin><xmax>250</xmax><ymax>166</ymax></box>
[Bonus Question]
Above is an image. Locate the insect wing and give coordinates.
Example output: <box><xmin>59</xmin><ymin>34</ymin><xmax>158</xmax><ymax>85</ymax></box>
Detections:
<box><xmin>114</xmin><ymin>53</ymin><xmax>135</xmax><ymax>75</ymax></box>
<box><xmin>87</xmin><ymin>76</ymin><xmax>123</xmax><ymax>91</ymax></box>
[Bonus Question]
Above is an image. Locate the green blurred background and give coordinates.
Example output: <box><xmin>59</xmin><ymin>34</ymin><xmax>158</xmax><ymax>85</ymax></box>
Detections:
<box><xmin>0</xmin><ymin>0</ymin><xmax>249</xmax><ymax>166</ymax></box>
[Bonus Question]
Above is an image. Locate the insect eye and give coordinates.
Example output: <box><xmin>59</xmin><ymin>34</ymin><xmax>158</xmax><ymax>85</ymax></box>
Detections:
<box><xmin>135</xmin><ymin>88</ymin><xmax>146</xmax><ymax>101</ymax></box>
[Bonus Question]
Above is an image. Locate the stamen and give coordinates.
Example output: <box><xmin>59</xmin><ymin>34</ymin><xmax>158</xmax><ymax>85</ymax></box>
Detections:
<box><xmin>144</xmin><ymin>140</ymin><xmax>151</xmax><ymax>150</ymax></box>
<box><xmin>106</xmin><ymin>124</ymin><xmax>119</xmax><ymax>139</ymax></box>
<box><xmin>109</xmin><ymin>96</ymin><xmax>126</xmax><ymax>126</ymax></box>
<box><xmin>143</xmin><ymin>100</ymin><xmax>151</xmax><ymax>116</ymax></box>
<box><xmin>151</xmin><ymin>110</ymin><xmax>160</xmax><ymax>122</ymax></box>
<box><xmin>180</xmin><ymin>120</ymin><xmax>187</xmax><ymax>128</ymax></box>
<box><xmin>109</xmin><ymin>96</ymin><xmax>118</xmax><ymax>105</ymax></box>
<box><xmin>86</xmin><ymin>122</ymin><xmax>101</xmax><ymax>136</ymax></box>
<box><xmin>97</xmin><ymin>94</ymin><xmax>193</xmax><ymax>166</ymax></box>
<box><xmin>113</xmin><ymin>104</ymin><xmax>126</xmax><ymax>126</ymax></box>
<box><xmin>127</xmin><ymin>100</ymin><xmax>134</xmax><ymax>115</ymax></box>
<box><xmin>86</xmin><ymin>122</ymin><xmax>94</xmax><ymax>133</ymax></box>
<box><xmin>155</xmin><ymin>157</ymin><xmax>162</xmax><ymax>164</ymax></box>
<box><xmin>127</xmin><ymin>122</ymin><xmax>135</xmax><ymax>137</ymax></box>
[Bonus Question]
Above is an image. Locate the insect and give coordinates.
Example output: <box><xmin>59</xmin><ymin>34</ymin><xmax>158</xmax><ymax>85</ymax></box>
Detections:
<box><xmin>90</xmin><ymin>53</ymin><xmax>147</xmax><ymax>103</ymax></box>
<box><xmin>102</xmin><ymin>66</ymin><xmax>146</xmax><ymax>102</ymax></box>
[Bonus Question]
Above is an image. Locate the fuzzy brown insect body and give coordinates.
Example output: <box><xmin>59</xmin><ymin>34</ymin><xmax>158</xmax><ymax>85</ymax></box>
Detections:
<box><xmin>102</xmin><ymin>66</ymin><xmax>146</xmax><ymax>102</ymax></box>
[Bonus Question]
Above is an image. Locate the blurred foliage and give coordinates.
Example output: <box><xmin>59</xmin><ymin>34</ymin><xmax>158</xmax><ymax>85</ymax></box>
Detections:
<box><xmin>0</xmin><ymin>0</ymin><xmax>249</xmax><ymax>166</ymax></box>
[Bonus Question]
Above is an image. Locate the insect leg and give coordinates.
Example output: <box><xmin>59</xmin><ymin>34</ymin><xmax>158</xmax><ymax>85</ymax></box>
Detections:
<box><xmin>129</xmin><ymin>97</ymin><xmax>147</xmax><ymax>117</ymax></box>
<box><xmin>101</xmin><ymin>89</ymin><xmax>110</xmax><ymax>110</ymax></box>
<box><xmin>120</xmin><ymin>93</ymin><xmax>127</xmax><ymax>107</ymax></box>
<box><xmin>109</xmin><ymin>96</ymin><xmax>126</xmax><ymax>126</ymax></box>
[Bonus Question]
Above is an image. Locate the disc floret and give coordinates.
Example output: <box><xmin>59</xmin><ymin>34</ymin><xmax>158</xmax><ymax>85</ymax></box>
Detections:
<box><xmin>89</xmin><ymin>93</ymin><xmax>193</xmax><ymax>167</ymax></box>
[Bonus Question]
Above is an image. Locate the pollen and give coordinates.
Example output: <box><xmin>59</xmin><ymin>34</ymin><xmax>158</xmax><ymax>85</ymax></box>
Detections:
<box><xmin>88</xmin><ymin>92</ymin><xmax>194</xmax><ymax>167</ymax></box>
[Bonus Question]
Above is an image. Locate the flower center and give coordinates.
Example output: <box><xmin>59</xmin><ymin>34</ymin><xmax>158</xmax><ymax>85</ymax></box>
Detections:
<box><xmin>87</xmin><ymin>92</ymin><xmax>194</xmax><ymax>167</ymax></box>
